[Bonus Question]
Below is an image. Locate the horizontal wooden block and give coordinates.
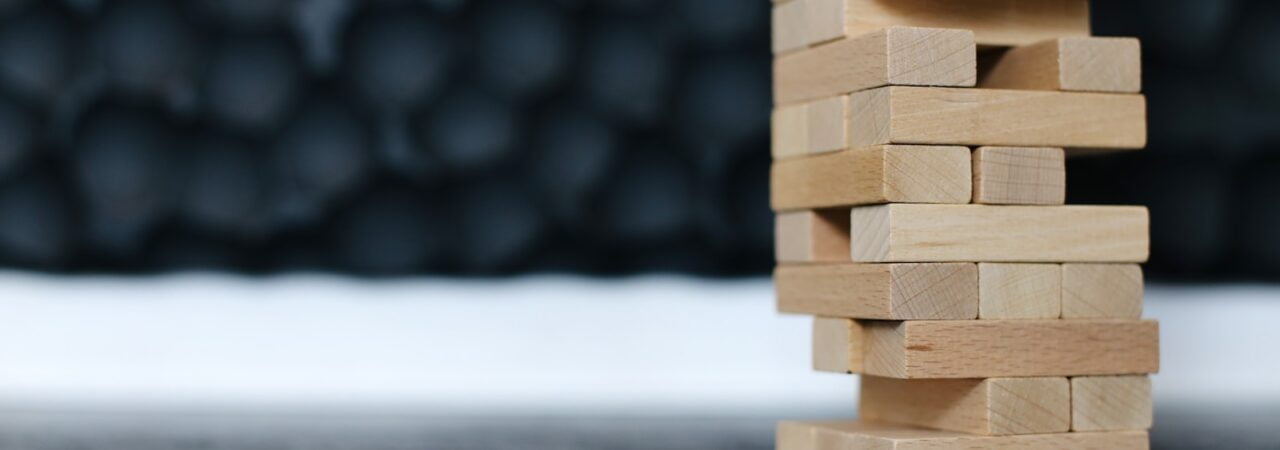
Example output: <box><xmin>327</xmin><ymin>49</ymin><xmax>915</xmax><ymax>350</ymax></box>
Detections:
<box><xmin>978</xmin><ymin>263</ymin><xmax>1061</xmax><ymax>319</ymax></box>
<box><xmin>814</xmin><ymin>318</ymin><xmax>1159</xmax><ymax>378</ymax></box>
<box><xmin>849</xmin><ymin>86</ymin><xmax>1147</xmax><ymax>150</ymax></box>
<box><xmin>771</xmin><ymin>0</ymin><xmax>808</xmax><ymax>54</ymax></box>
<box><xmin>771</xmin><ymin>104</ymin><xmax>808</xmax><ymax>159</ymax></box>
<box><xmin>806</xmin><ymin>95</ymin><xmax>848</xmax><ymax>155</ymax></box>
<box><xmin>838</xmin><ymin>0</ymin><xmax>1091</xmax><ymax>48</ymax></box>
<box><xmin>774</xmin><ymin>27</ymin><xmax>975</xmax><ymax>105</ymax></box>
<box><xmin>777</xmin><ymin>420</ymin><xmax>1149</xmax><ymax>450</ymax></box>
<box><xmin>981</xmin><ymin>37</ymin><xmax>1142</xmax><ymax>93</ymax></box>
<box><xmin>860</xmin><ymin>376</ymin><xmax>1070</xmax><ymax>435</ymax></box>
<box><xmin>771</xmin><ymin>145</ymin><xmax>971</xmax><ymax>211</ymax></box>
<box><xmin>1062</xmin><ymin>264</ymin><xmax>1144</xmax><ymax>319</ymax></box>
<box><xmin>849</xmin><ymin>204</ymin><xmax>1150</xmax><ymax>263</ymax></box>
<box><xmin>775</xmin><ymin>209</ymin><xmax>849</xmax><ymax>263</ymax></box>
<box><xmin>777</xmin><ymin>263</ymin><xmax>977</xmax><ymax>320</ymax></box>
<box><xmin>1071</xmin><ymin>375</ymin><xmax>1154</xmax><ymax>432</ymax></box>
<box><xmin>972</xmin><ymin>147</ymin><xmax>1066</xmax><ymax>205</ymax></box>
<box><xmin>812</xmin><ymin>316</ymin><xmax>862</xmax><ymax>374</ymax></box>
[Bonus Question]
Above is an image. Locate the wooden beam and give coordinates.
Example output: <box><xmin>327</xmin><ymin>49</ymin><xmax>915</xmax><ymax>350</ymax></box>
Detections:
<box><xmin>972</xmin><ymin>147</ymin><xmax>1066</xmax><ymax>205</ymax></box>
<box><xmin>771</xmin><ymin>145</ymin><xmax>971</xmax><ymax>211</ymax></box>
<box><xmin>1062</xmin><ymin>264</ymin><xmax>1144</xmax><ymax>319</ymax></box>
<box><xmin>848</xmin><ymin>204</ymin><xmax>1150</xmax><ymax>263</ymax></box>
<box><xmin>1071</xmin><ymin>375</ymin><xmax>1154</xmax><ymax>432</ymax></box>
<box><xmin>775</xmin><ymin>209</ymin><xmax>850</xmax><ymax>263</ymax></box>
<box><xmin>848</xmin><ymin>86</ymin><xmax>1147</xmax><ymax>150</ymax></box>
<box><xmin>839</xmin><ymin>0</ymin><xmax>1091</xmax><ymax>48</ymax></box>
<box><xmin>978</xmin><ymin>263</ymin><xmax>1061</xmax><ymax>319</ymax></box>
<box><xmin>981</xmin><ymin>37</ymin><xmax>1142</xmax><ymax>93</ymax></box>
<box><xmin>777</xmin><ymin>421</ymin><xmax>1149</xmax><ymax>450</ymax></box>
<box><xmin>777</xmin><ymin>263</ymin><xmax>977</xmax><ymax>320</ymax></box>
<box><xmin>814</xmin><ymin>318</ymin><xmax>1159</xmax><ymax>378</ymax></box>
<box><xmin>774</xmin><ymin>27</ymin><xmax>975</xmax><ymax>105</ymax></box>
<box><xmin>859</xmin><ymin>376</ymin><xmax>1070</xmax><ymax>435</ymax></box>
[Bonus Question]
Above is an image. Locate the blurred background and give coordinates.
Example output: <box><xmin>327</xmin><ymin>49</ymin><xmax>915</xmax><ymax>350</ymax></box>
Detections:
<box><xmin>0</xmin><ymin>0</ymin><xmax>1277</xmax><ymax>449</ymax></box>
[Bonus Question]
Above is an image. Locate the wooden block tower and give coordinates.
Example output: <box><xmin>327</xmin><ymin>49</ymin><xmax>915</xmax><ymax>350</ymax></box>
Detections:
<box><xmin>770</xmin><ymin>1</ymin><xmax>1157</xmax><ymax>448</ymax></box>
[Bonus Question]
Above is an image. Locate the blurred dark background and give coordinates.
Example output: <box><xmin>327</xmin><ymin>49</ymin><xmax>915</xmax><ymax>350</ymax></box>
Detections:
<box><xmin>0</xmin><ymin>0</ymin><xmax>1272</xmax><ymax>280</ymax></box>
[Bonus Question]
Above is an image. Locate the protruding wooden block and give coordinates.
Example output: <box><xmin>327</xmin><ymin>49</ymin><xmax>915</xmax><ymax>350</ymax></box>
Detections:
<box><xmin>776</xmin><ymin>209</ymin><xmax>849</xmax><ymax>263</ymax></box>
<box><xmin>777</xmin><ymin>263</ymin><xmax>977</xmax><ymax>320</ymax></box>
<box><xmin>814</xmin><ymin>318</ymin><xmax>1159</xmax><ymax>378</ymax></box>
<box><xmin>812</xmin><ymin>316</ymin><xmax>862</xmax><ymax>373</ymax></box>
<box><xmin>774</xmin><ymin>27</ymin><xmax>975</xmax><ymax>105</ymax></box>
<box><xmin>838</xmin><ymin>0</ymin><xmax>1091</xmax><ymax>48</ymax></box>
<box><xmin>1072</xmin><ymin>375</ymin><xmax>1153</xmax><ymax>432</ymax></box>
<box><xmin>771</xmin><ymin>103</ymin><xmax>809</xmax><ymax>159</ymax></box>
<box><xmin>978</xmin><ymin>263</ymin><xmax>1061</xmax><ymax>319</ymax></box>
<box><xmin>771</xmin><ymin>0</ymin><xmax>808</xmax><ymax>54</ymax></box>
<box><xmin>777</xmin><ymin>420</ymin><xmax>1149</xmax><ymax>450</ymax></box>
<box><xmin>860</xmin><ymin>376</ymin><xmax>1070</xmax><ymax>435</ymax></box>
<box><xmin>1062</xmin><ymin>264</ymin><xmax>1144</xmax><ymax>319</ymax></box>
<box><xmin>849</xmin><ymin>204</ymin><xmax>1150</xmax><ymax>263</ymax></box>
<box><xmin>972</xmin><ymin>147</ymin><xmax>1066</xmax><ymax>205</ymax></box>
<box><xmin>981</xmin><ymin>37</ymin><xmax>1142</xmax><ymax>93</ymax></box>
<box><xmin>848</xmin><ymin>86</ymin><xmax>1147</xmax><ymax>150</ymax></box>
<box><xmin>771</xmin><ymin>145</ymin><xmax>972</xmax><ymax>211</ymax></box>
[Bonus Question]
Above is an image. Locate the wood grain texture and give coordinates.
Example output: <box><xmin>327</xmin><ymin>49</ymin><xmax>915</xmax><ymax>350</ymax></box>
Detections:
<box><xmin>771</xmin><ymin>103</ymin><xmax>808</xmax><ymax>159</ymax></box>
<box><xmin>978</xmin><ymin>263</ymin><xmax>1062</xmax><ymax>319</ymax></box>
<box><xmin>776</xmin><ymin>263</ymin><xmax>977</xmax><ymax>320</ymax></box>
<box><xmin>972</xmin><ymin>147</ymin><xmax>1066</xmax><ymax>205</ymax></box>
<box><xmin>848</xmin><ymin>204</ymin><xmax>1150</xmax><ymax>263</ymax></box>
<box><xmin>859</xmin><ymin>376</ymin><xmax>1070</xmax><ymax>435</ymax></box>
<box><xmin>1071</xmin><ymin>375</ymin><xmax>1153</xmax><ymax>431</ymax></box>
<box><xmin>848</xmin><ymin>86</ymin><xmax>1147</xmax><ymax>150</ymax></box>
<box><xmin>981</xmin><ymin>37</ymin><xmax>1142</xmax><ymax>93</ymax></box>
<box><xmin>771</xmin><ymin>145</ymin><xmax>972</xmax><ymax>211</ymax></box>
<box><xmin>841</xmin><ymin>0</ymin><xmax>1091</xmax><ymax>48</ymax></box>
<box><xmin>774</xmin><ymin>27</ymin><xmax>975</xmax><ymax>105</ymax></box>
<box><xmin>814</xmin><ymin>319</ymin><xmax>1159</xmax><ymax>378</ymax></box>
<box><xmin>771</xmin><ymin>0</ymin><xmax>808</xmax><ymax>54</ymax></box>
<box><xmin>776</xmin><ymin>209</ymin><xmax>850</xmax><ymax>263</ymax></box>
<box><xmin>812</xmin><ymin>316</ymin><xmax>863</xmax><ymax>373</ymax></box>
<box><xmin>777</xmin><ymin>420</ymin><xmax>1149</xmax><ymax>450</ymax></box>
<box><xmin>1062</xmin><ymin>264</ymin><xmax>1144</xmax><ymax>319</ymax></box>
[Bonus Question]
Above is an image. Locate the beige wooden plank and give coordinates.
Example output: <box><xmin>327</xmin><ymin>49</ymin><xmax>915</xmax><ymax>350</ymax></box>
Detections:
<box><xmin>859</xmin><ymin>376</ymin><xmax>1070</xmax><ymax>435</ymax></box>
<box><xmin>972</xmin><ymin>147</ymin><xmax>1066</xmax><ymax>205</ymax></box>
<box><xmin>815</xmin><ymin>318</ymin><xmax>1159</xmax><ymax>378</ymax></box>
<box><xmin>778</xmin><ymin>420</ymin><xmax>1149</xmax><ymax>450</ymax></box>
<box><xmin>771</xmin><ymin>145</ymin><xmax>971</xmax><ymax>211</ymax></box>
<box><xmin>849</xmin><ymin>204</ymin><xmax>1150</xmax><ymax>263</ymax></box>
<box><xmin>1071</xmin><ymin>375</ymin><xmax>1154</xmax><ymax>431</ymax></box>
<box><xmin>981</xmin><ymin>37</ymin><xmax>1142</xmax><ymax>93</ymax></box>
<box><xmin>774</xmin><ymin>27</ymin><xmax>975</xmax><ymax>105</ymax></box>
<box><xmin>1062</xmin><ymin>264</ymin><xmax>1144</xmax><ymax>319</ymax></box>
<box><xmin>841</xmin><ymin>0</ymin><xmax>1091</xmax><ymax>48</ymax></box>
<box><xmin>978</xmin><ymin>263</ymin><xmax>1061</xmax><ymax>319</ymax></box>
<box><xmin>772</xmin><ymin>0</ymin><xmax>808</xmax><ymax>54</ymax></box>
<box><xmin>771</xmin><ymin>104</ymin><xmax>809</xmax><ymax>159</ymax></box>
<box><xmin>812</xmin><ymin>316</ymin><xmax>863</xmax><ymax>373</ymax></box>
<box><xmin>777</xmin><ymin>263</ymin><xmax>977</xmax><ymax>320</ymax></box>
<box><xmin>807</xmin><ymin>95</ymin><xmax>848</xmax><ymax>155</ymax></box>
<box><xmin>849</xmin><ymin>86</ymin><xmax>1147</xmax><ymax>150</ymax></box>
<box><xmin>776</xmin><ymin>209</ymin><xmax>850</xmax><ymax>263</ymax></box>
<box><xmin>805</xmin><ymin>0</ymin><xmax>845</xmax><ymax>47</ymax></box>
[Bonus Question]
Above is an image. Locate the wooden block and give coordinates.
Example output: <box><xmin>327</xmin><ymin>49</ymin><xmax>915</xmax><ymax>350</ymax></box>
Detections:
<box><xmin>777</xmin><ymin>263</ymin><xmax>977</xmax><ymax>320</ymax></box>
<box><xmin>771</xmin><ymin>104</ymin><xmax>808</xmax><ymax>159</ymax></box>
<box><xmin>972</xmin><ymin>147</ymin><xmax>1066</xmax><ymax>205</ymax></box>
<box><xmin>774</xmin><ymin>27</ymin><xmax>975</xmax><ymax>105</ymax></box>
<box><xmin>771</xmin><ymin>145</ymin><xmax>971</xmax><ymax>211</ymax></box>
<box><xmin>849</xmin><ymin>204</ymin><xmax>1150</xmax><ymax>263</ymax></box>
<box><xmin>978</xmin><ymin>263</ymin><xmax>1061</xmax><ymax>319</ymax></box>
<box><xmin>859</xmin><ymin>376</ymin><xmax>1070</xmax><ymax>435</ymax></box>
<box><xmin>776</xmin><ymin>209</ymin><xmax>849</xmax><ymax>263</ymax></box>
<box><xmin>839</xmin><ymin>0</ymin><xmax>1091</xmax><ymax>48</ymax></box>
<box><xmin>771</xmin><ymin>0</ymin><xmax>808</xmax><ymax>54</ymax></box>
<box><xmin>777</xmin><ymin>420</ymin><xmax>1149</xmax><ymax>450</ymax></box>
<box><xmin>1062</xmin><ymin>264</ymin><xmax>1144</xmax><ymax>319</ymax></box>
<box><xmin>1071</xmin><ymin>375</ymin><xmax>1154</xmax><ymax>431</ymax></box>
<box><xmin>806</xmin><ymin>95</ymin><xmax>847</xmax><ymax>155</ymax></box>
<box><xmin>981</xmin><ymin>37</ymin><xmax>1142</xmax><ymax>93</ymax></box>
<box><xmin>814</xmin><ymin>318</ymin><xmax>1159</xmax><ymax>378</ymax></box>
<box><xmin>849</xmin><ymin>86</ymin><xmax>1147</xmax><ymax>150</ymax></box>
<box><xmin>812</xmin><ymin>316</ymin><xmax>862</xmax><ymax>373</ymax></box>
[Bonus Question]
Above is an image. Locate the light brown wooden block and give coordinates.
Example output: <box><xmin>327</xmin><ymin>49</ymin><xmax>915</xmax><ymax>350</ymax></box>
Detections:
<box><xmin>812</xmin><ymin>316</ymin><xmax>863</xmax><ymax>373</ymax></box>
<box><xmin>848</xmin><ymin>86</ymin><xmax>1147</xmax><ymax>150</ymax></box>
<box><xmin>806</xmin><ymin>95</ymin><xmax>847</xmax><ymax>155</ymax></box>
<box><xmin>981</xmin><ymin>37</ymin><xmax>1142</xmax><ymax>93</ymax></box>
<box><xmin>849</xmin><ymin>204</ymin><xmax>1150</xmax><ymax>263</ymax></box>
<box><xmin>839</xmin><ymin>0</ymin><xmax>1091</xmax><ymax>48</ymax></box>
<box><xmin>771</xmin><ymin>0</ymin><xmax>808</xmax><ymax>54</ymax></box>
<box><xmin>1062</xmin><ymin>264</ymin><xmax>1144</xmax><ymax>319</ymax></box>
<box><xmin>777</xmin><ymin>263</ymin><xmax>977</xmax><ymax>320</ymax></box>
<box><xmin>776</xmin><ymin>209</ymin><xmax>849</xmax><ymax>263</ymax></box>
<box><xmin>860</xmin><ymin>376</ymin><xmax>1070</xmax><ymax>435</ymax></box>
<box><xmin>777</xmin><ymin>420</ymin><xmax>1149</xmax><ymax>450</ymax></box>
<box><xmin>771</xmin><ymin>145</ymin><xmax>971</xmax><ymax>211</ymax></box>
<box><xmin>815</xmin><ymin>318</ymin><xmax>1159</xmax><ymax>378</ymax></box>
<box><xmin>972</xmin><ymin>147</ymin><xmax>1066</xmax><ymax>205</ymax></box>
<box><xmin>1071</xmin><ymin>375</ymin><xmax>1153</xmax><ymax>431</ymax></box>
<box><xmin>771</xmin><ymin>104</ymin><xmax>808</xmax><ymax>159</ymax></box>
<box><xmin>774</xmin><ymin>27</ymin><xmax>975</xmax><ymax>105</ymax></box>
<box><xmin>978</xmin><ymin>263</ymin><xmax>1061</xmax><ymax>319</ymax></box>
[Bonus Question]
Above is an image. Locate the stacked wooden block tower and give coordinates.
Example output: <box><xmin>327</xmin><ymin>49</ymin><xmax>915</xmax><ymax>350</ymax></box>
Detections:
<box><xmin>770</xmin><ymin>1</ymin><xmax>1158</xmax><ymax>448</ymax></box>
